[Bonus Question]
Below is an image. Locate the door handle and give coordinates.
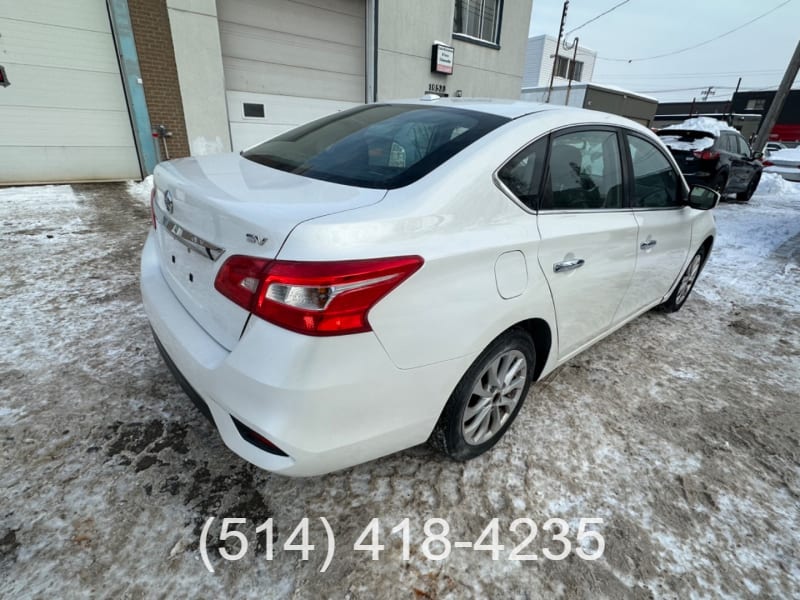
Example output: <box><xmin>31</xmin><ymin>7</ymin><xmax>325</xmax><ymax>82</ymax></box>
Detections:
<box><xmin>640</xmin><ymin>240</ymin><xmax>657</xmax><ymax>250</ymax></box>
<box><xmin>553</xmin><ymin>258</ymin><xmax>585</xmax><ymax>273</ymax></box>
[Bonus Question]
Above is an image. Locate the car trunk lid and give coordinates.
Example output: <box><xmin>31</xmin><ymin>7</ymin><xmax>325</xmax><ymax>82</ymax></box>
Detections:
<box><xmin>151</xmin><ymin>152</ymin><xmax>386</xmax><ymax>350</ymax></box>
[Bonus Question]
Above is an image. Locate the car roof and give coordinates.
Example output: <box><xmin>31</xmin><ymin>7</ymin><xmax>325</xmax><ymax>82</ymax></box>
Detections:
<box><xmin>386</xmin><ymin>96</ymin><xmax>564</xmax><ymax>119</ymax></box>
<box><xmin>385</xmin><ymin>96</ymin><xmax>653</xmax><ymax>133</ymax></box>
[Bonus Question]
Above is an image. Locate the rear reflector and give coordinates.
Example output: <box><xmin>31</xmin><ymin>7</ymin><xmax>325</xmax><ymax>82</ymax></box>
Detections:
<box><xmin>214</xmin><ymin>255</ymin><xmax>424</xmax><ymax>336</ymax></box>
<box><xmin>232</xmin><ymin>417</ymin><xmax>288</xmax><ymax>456</ymax></box>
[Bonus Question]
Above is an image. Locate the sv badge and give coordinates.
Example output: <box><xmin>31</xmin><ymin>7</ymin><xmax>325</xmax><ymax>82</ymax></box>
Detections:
<box><xmin>245</xmin><ymin>233</ymin><xmax>268</xmax><ymax>246</ymax></box>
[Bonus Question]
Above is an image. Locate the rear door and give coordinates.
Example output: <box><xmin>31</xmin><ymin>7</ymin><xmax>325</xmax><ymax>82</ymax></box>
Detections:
<box><xmin>728</xmin><ymin>133</ymin><xmax>759</xmax><ymax>191</ymax></box>
<box><xmin>614</xmin><ymin>133</ymin><xmax>691</xmax><ymax>322</ymax></box>
<box><xmin>534</xmin><ymin>127</ymin><xmax>639</xmax><ymax>358</ymax></box>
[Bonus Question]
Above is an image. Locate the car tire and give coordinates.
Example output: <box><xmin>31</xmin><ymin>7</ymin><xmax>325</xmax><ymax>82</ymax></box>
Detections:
<box><xmin>736</xmin><ymin>172</ymin><xmax>761</xmax><ymax>202</ymax></box>
<box><xmin>659</xmin><ymin>246</ymin><xmax>706</xmax><ymax>313</ymax></box>
<box><xmin>711</xmin><ymin>171</ymin><xmax>728</xmax><ymax>195</ymax></box>
<box><xmin>429</xmin><ymin>328</ymin><xmax>534</xmax><ymax>461</ymax></box>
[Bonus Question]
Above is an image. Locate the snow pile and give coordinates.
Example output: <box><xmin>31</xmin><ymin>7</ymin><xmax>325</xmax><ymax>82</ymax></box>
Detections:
<box><xmin>662</xmin><ymin>116</ymin><xmax>735</xmax><ymax>138</ymax></box>
<box><xmin>126</xmin><ymin>175</ymin><xmax>154</xmax><ymax>207</ymax></box>
<box><xmin>754</xmin><ymin>171</ymin><xmax>800</xmax><ymax>196</ymax></box>
<box><xmin>698</xmin><ymin>172</ymin><xmax>800</xmax><ymax>310</ymax></box>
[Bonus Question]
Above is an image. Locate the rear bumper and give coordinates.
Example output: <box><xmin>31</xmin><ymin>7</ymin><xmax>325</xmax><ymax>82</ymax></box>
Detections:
<box><xmin>140</xmin><ymin>231</ymin><xmax>471</xmax><ymax>476</ymax></box>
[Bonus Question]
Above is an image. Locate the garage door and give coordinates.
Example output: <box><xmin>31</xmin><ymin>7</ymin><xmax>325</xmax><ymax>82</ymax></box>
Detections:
<box><xmin>218</xmin><ymin>0</ymin><xmax>365</xmax><ymax>151</ymax></box>
<box><xmin>0</xmin><ymin>0</ymin><xmax>140</xmax><ymax>184</ymax></box>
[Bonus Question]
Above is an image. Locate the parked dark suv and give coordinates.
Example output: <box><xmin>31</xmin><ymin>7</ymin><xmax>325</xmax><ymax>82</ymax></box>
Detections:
<box><xmin>657</xmin><ymin>118</ymin><xmax>762</xmax><ymax>202</ymax></box>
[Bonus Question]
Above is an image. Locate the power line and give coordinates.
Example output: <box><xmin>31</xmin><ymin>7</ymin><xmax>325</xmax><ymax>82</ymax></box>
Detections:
<box><xmin>563</xmin><ymin>0</ymin><xmax>633</xmax><ymax>37</ymax></box>
<box><xmin>597</xmin><ymin>0</ymin><xmax>794</xmax><ymax>62</ymax></box>
<box><xmin>600</xmin><ymin>69</ymin><xmax>784</xmax><ymax>79</ymax></box>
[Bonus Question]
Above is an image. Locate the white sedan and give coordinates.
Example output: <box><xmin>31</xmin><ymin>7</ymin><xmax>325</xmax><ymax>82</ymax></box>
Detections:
<box><xmin>763</xmin><ymin>147</ymin><xmax>800</xmax><ymax>182</ymax></box>
<box><xmin>141</xmin><ymin>98</ymin><xmax>718</xmax><ymax>476</ymax></box>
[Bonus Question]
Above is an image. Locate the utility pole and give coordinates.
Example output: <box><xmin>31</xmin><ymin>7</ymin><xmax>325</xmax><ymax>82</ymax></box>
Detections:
<box><xmin>753</xmin><ymin>39</ymin><xmax>800</xmax><ymax>152</ymax></box>
<box><xmin>564</xmin><ymin>36</ymin><xmax>579</xmax><ymax>106</ymax></box>
<box><xmin>726</xmin><ymin>77</ymin><xmax>742</xmax><ymax>124</ymax></box>
<box><xmin>700</xmin><ymin>86</ymin><xmax>715</xmax><ymax>101</ymax></box>
<box><xmin>546</xmin><ymin>1</ymin><xmax>569</xmax><ymax>104</ymax></box>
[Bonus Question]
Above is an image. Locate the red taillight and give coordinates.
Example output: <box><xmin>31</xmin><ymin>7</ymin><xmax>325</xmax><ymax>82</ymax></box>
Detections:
<box><xmin>762</xmin><ymin>160</ymin><xmax>774</xmax><ymax>167</ymax></box>
<box><xmin>214</xmin><ymin>255</ymin><xmax>424</xmax><ymax>336</ymax></box>
<box><xmin>150</xmin><ymin>186</ymin><xmax>158</xmax><ymax>229</ymax></box>
<box><xmin>214</xmin><ymin>255</ymin><xmax>271</xmax><ymax>310</ymax></box>
<box><xmin>692</xmin><ymin>150</ymin><xmax>720</xmax><ymax>161</ymax></box>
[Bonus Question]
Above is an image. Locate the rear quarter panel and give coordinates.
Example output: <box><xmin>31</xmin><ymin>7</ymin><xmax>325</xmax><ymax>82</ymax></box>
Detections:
<box><xmin>275</xmin><ymin>124</ymin><xmax>561</xmax><ymax>372</ymax></box>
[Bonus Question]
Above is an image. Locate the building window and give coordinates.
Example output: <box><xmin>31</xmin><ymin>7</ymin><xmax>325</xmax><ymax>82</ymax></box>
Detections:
<box><xmin>554</xmin><ymin>56</ymin><xmax>584</xmax><ymax>81</ymax></box>
<box><xmin>453</xmin><ymin>0</ymin><xmax>502</xmax><ymax>45</ymax></box>
<box><xmin>745</xmin><ymin>99</ymin><xmax>766</xmax><ymax>111</ymax></box>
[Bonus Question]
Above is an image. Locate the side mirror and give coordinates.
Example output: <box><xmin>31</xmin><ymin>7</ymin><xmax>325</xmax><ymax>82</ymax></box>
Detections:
<box><xmin>752</xmin><ymin>150</ymin><xmax>764</xmax><ymax>160</ymax></box>
<box><xmin>688</xmin><ymin>185</ymin><xmax>720</xmax><ymax>210</ymax></box>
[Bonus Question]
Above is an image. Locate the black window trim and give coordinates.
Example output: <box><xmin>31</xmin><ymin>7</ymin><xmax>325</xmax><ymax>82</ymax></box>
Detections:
<box><xmin>621</xmin><ymin>130</ymin><xmax>689</xmax><ymax>211</ymax></box>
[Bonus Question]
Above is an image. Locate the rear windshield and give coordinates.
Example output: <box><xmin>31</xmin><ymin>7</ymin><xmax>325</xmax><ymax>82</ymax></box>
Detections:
<box><xmin>657</xmin><ymin>129</ymin><xmax>716</xmax><ymax>153</ymax></box>
<box><xmin>241</xmin><ymin>104</ymin><xmax>509</xmax><ymax>189</ymax></box>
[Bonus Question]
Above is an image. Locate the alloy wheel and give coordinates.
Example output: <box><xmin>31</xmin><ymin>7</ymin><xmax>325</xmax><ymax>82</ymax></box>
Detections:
<box><xmin>461</xmin><ymin>350</ymin><xmax>527</xmax><ymax>446</ymax></box>
<box><xmin>675</xmin><ymin>254</ymin><xmax>702</xmax><ymax>305</ymax></box>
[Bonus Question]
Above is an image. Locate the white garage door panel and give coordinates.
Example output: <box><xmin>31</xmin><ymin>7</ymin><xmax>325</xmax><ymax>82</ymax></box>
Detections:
<box><xmin>218</xmin><ymin>0</ymin><xmax>364</xmax><ymax>47</ymax></box>
<box><xmin>227</xmin><ymin>90</ymin><xmax>358</xmax><ymax>150</ymax></box>
<box><xmin>0</xmin><ymin>3</ymin><xmax>140</xmax><ymax>183</ymax></box>
<box><xmin>0</xmin><ymin>147</ymin><xmax>140</xmax><ymax>185</ymax></box>
<box><xmin>1</xmin><ymin>106</ymin><xmax>137</xmax><ymax>148</ymax></box>
<box><xmin>222</xmin><ymin>57</ymin><xmax>364</xmax><ymax>102</ymax></box>
<box><xmin>220</xmin><ymin>22</ymin><xmax>363</xmax><ymax>79</ymax></box>
<box><xmin>1</xmin><ymin>65</ymin><xmax>133</xmax><ymax>111</ymax></box>
<box><xmin>0</xmin><ymin>18</ymin><xmax>122</xmax><ymax>74</ymax></box>
<box><xmin>218</xmin><ymin>0</ymin><xmax>365</xmax><ymax>155</ymax></box>
<box><xmin>1</xmin><ymin>0</ymin><xmax>114</xmax><ymax>32</ymax></box>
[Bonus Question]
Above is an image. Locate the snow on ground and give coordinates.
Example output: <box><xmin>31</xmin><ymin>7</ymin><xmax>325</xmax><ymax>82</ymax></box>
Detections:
<box><xmin>1</xmin><ymin>176</ymin><xmax>799</xmax><ymax>598</ymax></box>
<box><xmin>126</xmin><ymin>175</ymin><xmax>154</xmax><ymax>207</ymax></box>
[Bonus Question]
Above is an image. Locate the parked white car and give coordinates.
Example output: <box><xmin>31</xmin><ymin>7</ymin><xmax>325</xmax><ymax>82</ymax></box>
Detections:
<box><xmin>763</xmin><ymin>147</ymin><xmax>800</xmax><ymax>182</ymax></box>
<box><xmin>141</xmin><ymin>98</ymin><xmax>718</xmax><ymax>476</ymax></box>
<box><xmin>764</xmin><ymin>141</ymin><xmax>787</xmax><ymax>156</ymax></box>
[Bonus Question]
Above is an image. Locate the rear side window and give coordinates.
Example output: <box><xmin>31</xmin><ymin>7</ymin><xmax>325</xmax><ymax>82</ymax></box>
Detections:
<box><xmin>542</xmin><ymin>130</ymin><xmax>624</xmax><ymax>210</ymax></box>
<box><xmin>735</xmin><ymin>135</ymin><xmax>750</xmax><ymax>155</ymax></box>
<box><xmin>627</xmin><ymin>135</ymin><xmax>681</xmax><ymax>208</ymax></box>
<box><xmin>242</xmin><ymin>104</ymin><xmax>509</xmax><ymax>189</ymax></box>
<box><xmin>718</xmin><ymin>133</ymin><xmax>734</xmax><ymax>153</ymax></box>
<box><xmin>497</xmin><ymin>136</ymin><xmax>548</xmax><ymax>209</ymax></box>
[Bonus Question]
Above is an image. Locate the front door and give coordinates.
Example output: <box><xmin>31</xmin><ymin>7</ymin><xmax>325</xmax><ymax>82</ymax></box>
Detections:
<box><xmin>615</xmin><ymin>133</ymin><xmax>692</xmax><ymax>322</ymax></box>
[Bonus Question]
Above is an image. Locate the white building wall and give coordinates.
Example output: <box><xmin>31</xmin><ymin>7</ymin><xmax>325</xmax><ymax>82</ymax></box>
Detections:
<box><xmin>522</xmin><ymin>34</ymin><xmax>597</xmax><ymax>89</ymax></box>
<box><xmin>378</xmin><ymin>0</ymin><xmax>533</xmax><ymax>100</ymax></box>
<box><xmin>166</xmin><ymin>0</ymin><xmax>232</xmax><ymax>155</ymax></box>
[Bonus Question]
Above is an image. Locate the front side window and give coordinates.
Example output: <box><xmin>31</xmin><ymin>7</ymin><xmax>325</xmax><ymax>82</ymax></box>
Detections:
<box><xmin>242</xmin><ymin>104</ymin><xmax>508</xmax><ymax>189</ymax></box>
<box><xmin>453</xmin><ymin>0</ymin><xmax>502</xmax><ymax>44</ymax></box>
<box><xmin>627</xmin><ymin>135</ymin><xmax>681</xmax><ymax>208</ymax></box>
<box><xmin>542</xmin><ymin>130</ymin><xmax>624</xmax><ymax>210</ymax></box>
